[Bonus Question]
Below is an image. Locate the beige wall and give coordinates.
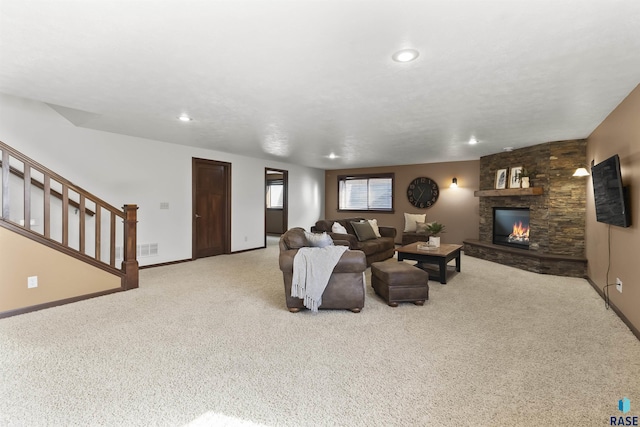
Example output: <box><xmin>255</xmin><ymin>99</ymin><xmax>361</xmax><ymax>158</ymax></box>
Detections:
<box><xmin>0</xmin><ymin>227</ymin><xmax>121</xmax><ymax>313</ymax></box>
<box><xmin>586</xmin><ymin>84</ymin><xmax>640</xmax><ymax>333</ymax></box>
<box><xmin>324</xmin><ymin>160</ymin><xmax>480</xmax><ymax>245</ymax></box>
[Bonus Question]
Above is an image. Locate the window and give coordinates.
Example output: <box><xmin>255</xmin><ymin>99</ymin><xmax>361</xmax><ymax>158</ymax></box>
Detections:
<box><xmin>338</xmin><ymin>173</ymin><xmax>394</xmax><ymax>212</ymax></box>
<box><xmin>266</xmin><ymin>179</ymin><xmax>283</xmax><ymax>209</ymax></box>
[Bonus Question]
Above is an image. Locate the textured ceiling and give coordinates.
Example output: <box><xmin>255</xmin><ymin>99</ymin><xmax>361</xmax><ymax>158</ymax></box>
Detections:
<box><xmin>1</xmin><ymin>1</ymin><xmax>639</xmax><ymax>170</ymax></box>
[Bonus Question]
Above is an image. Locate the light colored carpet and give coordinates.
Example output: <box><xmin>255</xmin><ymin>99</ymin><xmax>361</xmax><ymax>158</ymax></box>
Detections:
<box><xmin>1</xmin><ymin>237</ymin><xmax>639</xmax><ymax>427</ymax></box>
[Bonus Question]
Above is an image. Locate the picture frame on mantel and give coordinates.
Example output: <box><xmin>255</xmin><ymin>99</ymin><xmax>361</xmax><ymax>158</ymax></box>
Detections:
<box><xmin>495</xmin><ymin>169</ymin><xmax>508</xmax><ymax>189</ymax></box>
<box><xmin>509</xmin><ymin>166</ymin><xmax>523</xmax><ymax>188</ymax></box>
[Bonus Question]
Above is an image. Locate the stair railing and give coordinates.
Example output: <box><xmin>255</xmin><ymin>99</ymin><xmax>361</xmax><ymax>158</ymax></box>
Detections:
<box><xmin>0</xmin><ymin>141</ymin><xmax>138</xmax><ymax>289</ymax></box>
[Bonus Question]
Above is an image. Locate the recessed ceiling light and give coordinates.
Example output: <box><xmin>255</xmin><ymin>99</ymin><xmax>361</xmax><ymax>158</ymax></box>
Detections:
<box><xmin>468</xmin><ymin>137</ymin><xmax>478</xmax><ymax>145</ymax></box>
<box><xmin>392</xmin><ymin>49</ymin><xmax>419</xmax><ymax>62</ymax></box>
<box><xmin>178</xmin><ymin>115</ymin><xmax>192</xmax><ymax>122</ymax></box>
<box><xmin>328</xmin><ymin>153</ymin><xmax>338</xmax><ymax>159</ymax></box>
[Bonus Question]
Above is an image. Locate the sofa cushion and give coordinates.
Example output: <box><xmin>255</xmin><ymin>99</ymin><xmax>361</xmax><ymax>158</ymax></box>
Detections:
<box><xmin>331</xmin><ymin>222</ymin><xmax>348</xmax><ymax>234</ymax></box>
<box><xmin>415</xmin><ymin>221</ymin><xmax>431</xmax><ymax>234</ymax></box>
<box><xmin>368</xmin><ymin>219</ymin><xmax>382</xmax><ymax>237</ymax></box>
<box><xmin>304</xmin><ymin>231</ymin><xmax>334</xmax><ymax>248</ymax></box>
<box><xmin>351</xmin><ymin>221</ymin><xmax>377</xmax><ymax>241</ymax></box>
<box><xmin>358</xmin><ymin>237</ymin><xmax>394</xmax><ymax>256</ymax></box>
<box><xmin>357</xmin><ymin>240</ymin><xmax>380</xmax><ymax>256</ymax></box>
<box><xmin>404</xmin><ymin>213</ymin><xmax>427</xmax><ymax>232</ymax></box>
<box><xmin>341</xmin><ymin>219</ymin><xmax>360</xmax><ymax>236</ymax></box>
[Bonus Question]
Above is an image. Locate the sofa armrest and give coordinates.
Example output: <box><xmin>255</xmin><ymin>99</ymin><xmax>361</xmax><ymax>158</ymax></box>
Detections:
<box><xmin>279</xmin><ymin>248</ymin><xmax>298</xmax><ymax>272</ymax></box>
<box><xmin>379</xmin><ymin>226</ymin><xmax>397</xmax><ymax>238</ymax></box>
<box><xmin>279</xmin><ymin>247</ymin><xmax>365</xmax><ymax>273</ymax></box>
<box><xmin>328</xmin><ymin>232</ymin><xmax>359</xmax><ymax>249</ymax></box>
<box><xmin>333</xmin><ymin>250</ymin><xmax>366</xmax><ymax>273</ymax></box>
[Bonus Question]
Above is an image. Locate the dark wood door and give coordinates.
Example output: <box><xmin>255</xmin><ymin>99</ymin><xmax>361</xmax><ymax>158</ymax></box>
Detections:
<box><xmin>192</xmin><ymin>158</ymin><xmax>231</xmax><ymax>259</ymax></box>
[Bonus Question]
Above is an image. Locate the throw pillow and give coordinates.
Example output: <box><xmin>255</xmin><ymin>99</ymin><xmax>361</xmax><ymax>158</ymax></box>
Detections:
<box><xmin>331</xmin><ymin>221</ymin><xmax>348</xmax><ymax>234</ymax></box>
<box><xmin>415</xmin><ymin>221</ymin><xmax>429</xmax><ymax>234</ymax></box>
<box><xmin>351</xmin><ymin>221</ymin><xmax>377</xmax><ymax>241</ymax></box>
<box><xmin>304</xmin><ymin>231</ymin><xmax>334</xmax><ymax>248</ymax></box>
<box><xmin>404</xmin><ymin>213</ymin><xmax>427</xmax><ymax>232</ymax></box>
<box><xmin>368</xmin><ymin>219</ymin><xmax>382</xmax><ymax>238</ymax></box>
<box><xmin>284</xmin><ymin>228</ymin><xmax>309</xmax><ymax>249</ymax></box>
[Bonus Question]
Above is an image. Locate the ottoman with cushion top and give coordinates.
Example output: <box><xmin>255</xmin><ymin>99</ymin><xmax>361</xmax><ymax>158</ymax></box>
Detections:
<box><xmin>370</xmin><ymin>261</ymin><xmax>429</xmax><ymax>307</ymax></box>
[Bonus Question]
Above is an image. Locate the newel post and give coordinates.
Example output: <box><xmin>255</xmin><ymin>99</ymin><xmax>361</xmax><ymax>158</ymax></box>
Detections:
<box><xmin>122</xmin><ymin>204</ymin><xmax>139</xmax><ymax>289</ymax></box>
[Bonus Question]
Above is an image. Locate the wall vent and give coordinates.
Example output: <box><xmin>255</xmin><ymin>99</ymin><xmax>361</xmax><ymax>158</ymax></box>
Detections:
<box><xmin>138</xmin><ymin>244</ymin><xmax>149</xmax><ymax>257</ymax></box>
<box><xmin>115</xmin><ymin>243</ymin><xmax>159</xmax><ymax>259</ymax></box>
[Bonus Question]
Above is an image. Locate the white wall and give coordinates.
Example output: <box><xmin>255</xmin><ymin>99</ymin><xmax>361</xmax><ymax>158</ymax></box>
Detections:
<box><xmin>0</xmin><ymin>93</ymin><xmax>325</xmax><ymax>265</ymax></box>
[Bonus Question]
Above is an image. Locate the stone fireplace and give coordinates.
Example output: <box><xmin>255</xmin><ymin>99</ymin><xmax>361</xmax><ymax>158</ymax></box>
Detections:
<box><xmin>464</xmin><ymin>139</ymin><xmax>588</xmax><ymax>277</ymax></box>
<box><xmin>493</xmin><ymin>207</ymin><xmax>530</xmax><ymax>249</ymax></box>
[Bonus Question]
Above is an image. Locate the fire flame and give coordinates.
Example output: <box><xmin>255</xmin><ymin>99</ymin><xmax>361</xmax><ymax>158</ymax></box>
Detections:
<box><xmin>508</xmin><ymin>221</ymin><xmax>530</xmax><ymax>243</ymax></box>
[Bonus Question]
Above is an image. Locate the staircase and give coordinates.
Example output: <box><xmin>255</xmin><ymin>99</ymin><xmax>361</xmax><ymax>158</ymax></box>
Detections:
<box><xmin>0</xmin><ymin>141</ymin><xmax>138</xmax><ymax>317</ymax></box>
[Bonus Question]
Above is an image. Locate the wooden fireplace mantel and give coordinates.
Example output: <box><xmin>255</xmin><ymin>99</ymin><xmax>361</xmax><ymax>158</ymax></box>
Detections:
<box><xmin>474</xmin><ymin>187</ymin><xmax>544</xmax><ymax>197</ymax></box>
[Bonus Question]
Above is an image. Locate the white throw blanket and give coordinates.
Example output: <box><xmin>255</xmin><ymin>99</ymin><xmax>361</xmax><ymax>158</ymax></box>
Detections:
<box><xmin>291</xmin><ymin>246</ymin><xmax>348</xmax><ymax>312</ymax></box>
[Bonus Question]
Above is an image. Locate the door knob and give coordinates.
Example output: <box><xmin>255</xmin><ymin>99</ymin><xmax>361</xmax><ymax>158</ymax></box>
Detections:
<box><xmin>195</xmin><ymin>214</ymin><xmax>201</xmax><ymax>218</ymax></box>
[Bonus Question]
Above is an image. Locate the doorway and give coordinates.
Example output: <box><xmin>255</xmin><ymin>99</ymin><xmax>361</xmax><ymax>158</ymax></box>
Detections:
<box><xmin>265</xmin><ymin>168</ymin><xmax>288</xmax><ymax>245</ymax></box>
<box><xmin>192</xmin><ymin>158</ymin><xmax>231</xmax><ymax>259</ymax></box>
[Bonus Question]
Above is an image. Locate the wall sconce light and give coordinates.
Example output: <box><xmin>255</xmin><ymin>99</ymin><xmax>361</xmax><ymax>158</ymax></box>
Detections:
<box><xmin>572</xmin><ymin>168</ymin><xmax>590</xmax><ymax>177</ymax></box>
<box><xmin>450</xmin><ymin>177</ymin><xmax>458</xmax><ymax>188</ymax></box>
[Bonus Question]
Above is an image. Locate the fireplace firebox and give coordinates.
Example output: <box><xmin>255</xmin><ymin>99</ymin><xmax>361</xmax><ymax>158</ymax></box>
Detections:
<box><xmin>493</xmin><ymin>208</ymin><xmax>530</xmax><ymax>249</ymax></box>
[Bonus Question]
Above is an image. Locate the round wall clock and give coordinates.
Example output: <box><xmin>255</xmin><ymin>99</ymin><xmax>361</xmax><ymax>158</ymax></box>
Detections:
<box><xmin>407</xmin><ymin>177</ymin><xmax>439</xmax><ymax>208</ymax></box>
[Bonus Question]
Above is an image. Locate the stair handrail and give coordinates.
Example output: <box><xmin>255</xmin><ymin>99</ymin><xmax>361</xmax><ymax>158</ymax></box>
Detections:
<box><xmin>0</xmin><ymin>141</ymin><xmax>138</xmax><ymax>289</ymax></box>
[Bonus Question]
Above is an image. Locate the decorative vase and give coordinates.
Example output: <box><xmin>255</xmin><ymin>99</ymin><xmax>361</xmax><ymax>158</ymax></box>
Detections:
<box><xmin>521</xmin><ymin>177</ymin><xmax>530</xmax><ymax>188</ymax></box>
<box><xmin>429</xmin><ymin>236</ymin><xmax>440</xmax><ymax>248</ymax></box>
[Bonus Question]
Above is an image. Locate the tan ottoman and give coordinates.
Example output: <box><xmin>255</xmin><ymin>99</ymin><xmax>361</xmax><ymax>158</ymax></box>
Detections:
<box><xmin>371</xmin><ymin>261</ymin><xmax>429</xmax><ymax>307</ymax></box>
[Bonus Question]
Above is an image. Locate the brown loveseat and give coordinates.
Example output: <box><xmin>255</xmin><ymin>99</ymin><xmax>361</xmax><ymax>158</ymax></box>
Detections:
<box><xmin>311</xmin><ymin>218</ymin><xmax>396</xmax><ymax>266</ymax></box>
<box><xmin>279</xmin><ymin>228</ymin><xmax>367</xmax><ymax>313</ymax></box>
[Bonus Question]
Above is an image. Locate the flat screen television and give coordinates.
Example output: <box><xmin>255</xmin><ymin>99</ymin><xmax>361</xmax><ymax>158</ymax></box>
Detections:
<box><xmin>591</xmin><ymin>154</ymin><xmax>631</xmax><ymax>227</ymax></box>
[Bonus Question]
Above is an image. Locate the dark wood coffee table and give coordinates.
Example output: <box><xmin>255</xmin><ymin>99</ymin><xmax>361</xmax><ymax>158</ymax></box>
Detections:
<box><xmin>396</xmin><ymin>242</ymin><xmax>462</xmax><ymax>284</ymax></box>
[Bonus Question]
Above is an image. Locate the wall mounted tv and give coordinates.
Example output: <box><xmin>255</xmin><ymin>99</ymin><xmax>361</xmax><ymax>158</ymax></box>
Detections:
<box><xmin>591</xmin><ymin>154</ymin><xmax>631</xmax><ymax>227</ymax></box>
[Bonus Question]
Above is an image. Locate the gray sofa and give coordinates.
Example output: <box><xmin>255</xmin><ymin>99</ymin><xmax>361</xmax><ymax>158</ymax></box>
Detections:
<box><xmin>311</xmin><ymin>218</ymin><xmax>396</xmax><ymax>266</ymax></box>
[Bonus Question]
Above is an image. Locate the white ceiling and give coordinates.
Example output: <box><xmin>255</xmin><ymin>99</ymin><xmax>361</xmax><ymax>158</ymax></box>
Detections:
<box><xmin>1</xmin><ymin>1</ymin><xmax>639</xmax><ymax>170</ymax></box>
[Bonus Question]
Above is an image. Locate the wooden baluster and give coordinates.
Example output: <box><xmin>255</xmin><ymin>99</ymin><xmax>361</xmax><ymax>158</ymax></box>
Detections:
<box><xmin>110</xmin><ymin>213</ymin><xmax>116</xmax><ymax>267</ymax></box>
<box><xmin>1</xmin><ymin>150</ymin><xmax>9</xmax><ymax>219</ymax></box>
<box><xmin>122</xmin><ymin>204</ymin><xmax>139</xmax><ymax>289</ymax></box>
<box><xmin>79</xmin><ymin>194</ymin><xmax>85</xmax><ymax>253</ymax></box>
<box><xmin>44</xmin><ymin>175</ymin><xmax>51</xmax><ymax>238</ymax></box>
<box><xmin>62</xmin><ymin>185</ymin><xmax>69</xmax><ymax>246</ymax></box>
<box><xmin>95</xmin><ymin>206</ymin><xmax>101</xmax><ymax>262</ymax></box>
<box><xmin>23</xmin><ymin>164</ymin><xmax>31</xmax><ymax>230</ymax></box>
